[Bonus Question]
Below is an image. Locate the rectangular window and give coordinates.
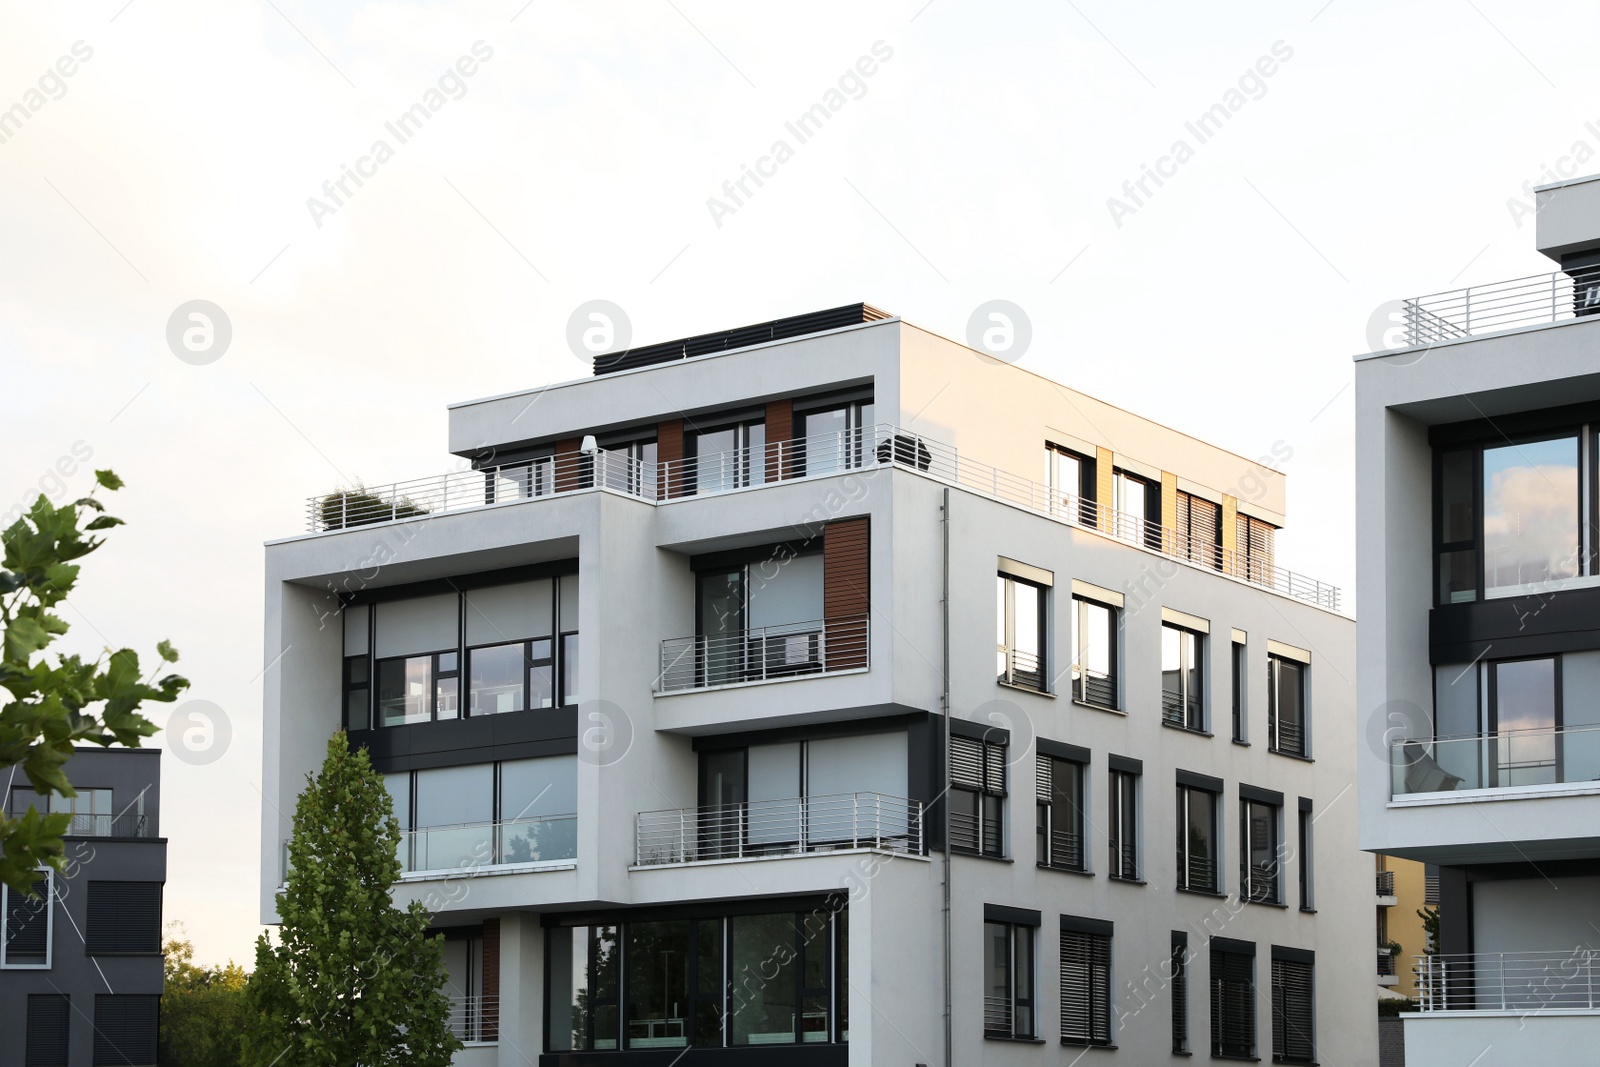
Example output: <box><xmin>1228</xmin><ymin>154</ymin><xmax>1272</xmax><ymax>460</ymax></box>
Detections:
<box><xmin>1059</xmin><ymin>921</ymin><xmax>1112</xmax><ymax>1046</ymax></box>
<box><xmin>1162</xmin><ymin>623</ymin><xmax>1205</xmax><ymax>731</ymax></box>
<box><xmin>85</xmin><ymin>882</ymin><xmax>163</xmax><ymax>955</ymax></box>
<box><xmin>92</xmin><ymin>995</ymin><xmax>159</xmax><ymax>1067</ymax></box>
<box><xmin>950</xmin><ymin>735</ymin><xmax>1006</xmax><ymax>858</ymax></box>
<box><xmin>1046</xmin><ymin>444</ymin><xmax>1096</xmax><ymax>525</ymax></box>
<box><xmin>343</xmin><ymin>655</ymin><xmax>370</xmax><ymax>731</ymax></box>
<box><xmin>1231</xmin><ymin>638</ymin><xmax>1247</xmax><ymax>742</ymax></box>
<box><xmin>984</xmin><ymin>920</ymin><xmax>1036</xmax><ymax>1039</ymax></box>
<box><xmin>1437</xmin><ymin>447</ymin><xmax>1478</xmax><ymax>603</ymax></box>
<box><xmin>1175</xmin><ymin>490</ymin><xmax>1222</xmax><ymax>567</ymax></box>
<box><xmin>1298</xmin><ymin>800</ymin><xmax>1314</xmax><ymax>910</ymax></box>
<box><xmin>689</xmin><ymin>419</ymin><xmax>766</xmax><ymax>495</ymax></box>
<box><xmin>1268</xmin><ymin>653</ymin><xmax>1308</xmax><ymax>757</ymax></box>
<box><xmin>1483</xmin><ymin>435</ymin><xmax>1580</xmax><ymax>597</ymax></box>
<box><xmin>799</xmin><ymin>399</ymin><xmax>875</xmax><ymax>474</ymax></box>
<box><xmin>1176</xmin><ymin>783</ymin><xmax>1219</xmax><ymax>893</ymax></box>
<box><xmin>1071</xmin><ymin>595</ymin><xmax>1118</xmax><ymax>709</ymax></box>
<box><xmin>1</xmin><ymin>872</ymin><xmax>52</xmax><ymax>968</ymax></box>
<box><xmin>27</xmin><ymin>993</ymin><xmax>70</xmax><ymax>1067</ymax></box>
<box><xmin>1036</xmin><ymin>754</ymin><xmax>1085</xmax><ymax>872</ymax></box>
<box><xmin>997</xmin><ymin>574</ymin><xmax>1046</xmax><ymax>691</ymax></box>
<box><xmin>1107</xmin><ymin>766</ymin><xmax>1139</xmax><ymax>880</ymax></box>
<box><xmin>1271</xmin><ymin>954</ymin><xmax>1315</xmax><ymax>1063</ymax></box>
<box><xmin>728</xmin><ymin>913</ymin><xmax>830</xmax><ymax>1046</ymax></box>
<box><xmin>1235</xmin><ymin>515</ymin><xmax>1277</xmax><ymax>584</ymax></box>
<box><xmin>1171</xmin><ymin>932</ymin><xmax>1190</xmax><ymax>1054</ymax></box>
<box><xmin>1240</xmin><ymin>798</ymin><xmax>1281</xmax><ymax>905</ymax></box>
<box><xmin>1210</xmin><ymin>942</ymin><xmax>1256</xmax><ymax>1059</ymax></box>
<box><xmin>1112</xmin><ymin>469</ymin><xmax>1157</xmax><ymax>547</ymax></box>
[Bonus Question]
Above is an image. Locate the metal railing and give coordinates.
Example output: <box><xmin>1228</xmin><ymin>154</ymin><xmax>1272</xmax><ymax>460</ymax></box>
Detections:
<box><xmin>1416</xmin><ymin>951</ymin><xmax>1600</xmax><ymax>1012</ymax></box>
<box><xmin>1396</xmin><ymin>269</ymin><xmax>1600</xmax><ymax>348</ymax></box>
<box><xmin>1377</xmin><ymin>949</ymin><xmax>1397</xmax><ymax>977</ymax></box>
<box><xmin>1391</xmin><ymin>722</ymin><xmax>1600</xmax><ymax>796</ymax></box>
<box><xmin>658</xmin><ymin>615</ymin><xmax>868</xmax><ymax>692</ymax></box>
<box><xmin>298</xmin><ymin>421</ymin><xmax>1341</xmax><ymax>610</ymax></box>
<box><xmin>1072</xmin><ymin>666</ymin><xmax>1117</xmax><ymax>709</ymax></box>
<box><xmin>998</xmin><ymin>646</ymin><xmax>1044</xmax><ymax>691</ymax></box>
<box><xmin>60</xmin><ymin>811</ymin><xmax>148</xmax><ymax>838</ymax></box>
<box><xmin>1162</xmin><ymin>690</ymin><xmax>1202</xmax><ymax>729</ymax></box>
<box><xmin>634</xmin><ymin>791</ymin><xmax>922</xmax><ymax>866</ymax></box>
<box><xmin>1376</xmin><ymin>870</ymin><xmax>1396</xmax><ymax>898</ymax></box>
<box><xmin>446</xmin><ymin>994</ymin><xmax>499</xmax><ymax>1042</ymax></box>
<box><xmin>983</xmin><ymin>996</ymin><xmax>1014</xmax><ymax>1035</ymax></box>
<box><xmin>305</xmin><ymin>449</ymin><xmax>653</xmax><ymax>531</ymax></box>
<box><xmin>398</xmin><ymin>814</ymin><xmax>576</xmax><ymax>873</ymax></box>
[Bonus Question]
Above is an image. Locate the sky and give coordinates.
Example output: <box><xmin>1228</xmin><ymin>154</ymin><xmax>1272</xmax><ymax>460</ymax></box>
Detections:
<box><xmin>2</xmin><ymin>0</ymin><xmax>1597</xmax><ymax>966</ymax></box>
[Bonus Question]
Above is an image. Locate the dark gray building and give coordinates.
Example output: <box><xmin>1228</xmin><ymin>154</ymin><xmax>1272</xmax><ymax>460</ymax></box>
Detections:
<box><xmin>2</xmin><ymin>747</ymin><xmax>165</xmax><ymax>1067</ymax></box>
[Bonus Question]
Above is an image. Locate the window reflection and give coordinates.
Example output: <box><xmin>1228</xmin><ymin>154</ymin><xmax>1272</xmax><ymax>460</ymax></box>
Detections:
<box><xmin>1482</xmin><ymin>436</ymin><xmax>1579</xmax><ymax>597</ymax></box>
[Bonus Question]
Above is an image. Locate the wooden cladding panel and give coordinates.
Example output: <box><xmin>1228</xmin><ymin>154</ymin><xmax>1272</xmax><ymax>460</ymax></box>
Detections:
<box><xmin>823</xmin><ymin>517</ymin><xmax>870</xmax><ymax>671</ymax></box>
<box><xmin>658</xmin><ymin>419</ymin><xmax>684</xmax><ymax>499</ymax></box>
<box><xmin>481</xmin><ymin>917</ymin><xmax>500</xmax><ymax>1041</ymax></box>
<box><xmin>553</xmin><ymin>437</ymin><xmax>582</xmax><ymax>493</ymax></box>
<box><xmin>765</xmin><ymin>398</ymin><xmax>794</xmax><ymax>482</ymax></box>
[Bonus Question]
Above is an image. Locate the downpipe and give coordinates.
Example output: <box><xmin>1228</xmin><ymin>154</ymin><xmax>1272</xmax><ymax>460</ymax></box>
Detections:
<box><xmin>941</xmin><ymin>487</ymin><xmax>953</xmax><ymax>1067</ymax></box>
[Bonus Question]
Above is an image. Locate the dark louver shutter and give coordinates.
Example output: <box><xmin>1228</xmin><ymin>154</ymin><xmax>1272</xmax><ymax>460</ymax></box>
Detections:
<box><xmin>5</xmin><ymin>877</ymin><xmax>50</xmax><ymax>963</ymax></box>
<box><xmin>1272</xmin><ymin>958</ymin><xmax>1315</xmax><ymax>1062</ymax></box>
<box><xmin>86</xmin><ymin>882</ymin><xmax>162</xmax><ymax>955</ymax></box>
<box><xmin>1210</xmin><ymin>947</ymin><xmax>1256</xmax><ymax>1058</ymax></box>
<box><xmin>1060</xmin><ymin>930</ymin><xmax>1112</xmax><ymax>1045</ymax></box>
<box><xmin>1035</xmin><ymin>753</ymin><xmax>1053</xmax><ymax>802</ymax></box>
<box><xmin>26</xmin><ymin>994</ymin><xmax>70</xmax><ymax>1067</ymax></box>
<box><xmin>93</xmin><ymin>995</ymin><xmax>158</xmax><ymax>1066</ymax></box>
<box><xmin>1171</xmin><ymin>934</ymin><xmax>1189</xmax><ymax>1053</ymax></box>
<box><xmin>950</xmin><ymin>736</ymin><xmax>984</xmax><ymax>789</ymax></box>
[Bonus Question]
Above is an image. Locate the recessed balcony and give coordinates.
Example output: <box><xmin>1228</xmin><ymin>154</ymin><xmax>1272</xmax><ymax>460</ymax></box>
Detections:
<box><xmin>656</xmin><ymin>615</ymin><xmax>869</xmax><ymax>694</ymax></box>
<box><xmin>1390</xmin><ymin>723</ymin><xmax>1600</xmax><ymax>799</ymax></box>
<box><xmin>1416</xmin><ymin>951</ymin><xmax>1600</xmax><ymax>1012</ymax></box>
<box><xmin>633</xmin><ymin>791</ymin><xmax>923</xmax><ymax>866</ymax></box>
<box><xmin>397</xmin><ymin>814</ymin><xmax>577</xmax><ymax>875</ymax></box>
<box><xmin>446</xmin><ymin>994</ymin><xmax>498</xmax><ymax>1045</ymax></box>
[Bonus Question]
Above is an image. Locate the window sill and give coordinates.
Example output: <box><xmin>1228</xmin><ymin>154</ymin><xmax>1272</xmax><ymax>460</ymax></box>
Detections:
<box><xmin>1299</xmin><ymin>907</ymin><xmax>1317</xmax><ymax>915</ymax></box>
<box><xmin>1244</xmin><ymin>897</ymin><xmax>1288</xmax><ymax>909</ymax></box>
<box><xmin>952</xmin><ymin>849</ymin><xmax>1012</xmax><ymax>863</ymax></box>
<box><xmin>999</xmin><ymin>680</ymin><xmax>1055</xmax><ymax>698</ymax></box>
<box><xmin>1213</xmin><ymin>1056</ymin><xmax>1260</xmax><ymax>1063</ymax></box>
<box><xmin>1175</xmin><ymin>885</ymin><xmax>1227</xmax><ymax>899</ymax></box>
<box><xmin>1039</xmin><ymin>863</ymin><xmax>1094</xmax><ymax>878</ymax></box>
<box><xmin>1061</xmin><ymin>1039</ymin><xmax>1117</xmax><ymax>1049</ymax></box>
<box><xmin>1161</xmin><ymin>721</ymin><xmax>1212</xmax><ymax>737</ymax></box>
<box><xmin>1231</xmin><ymin>739</ymin><xmax>1251</xmax><ymax>747</ymax></box>
<box><xmin>1109</xmin><ymin>875</ymin><xmax>1146</xmax><ymax>886</ymax></box>
<box><xmin>1072</xmin><ymin>699</ymin><xmax>1124</xmax><ymax>716</ymax></box>
<box><xmin>1268</xmin><ymin>748</ymin><xmax>1314</xmax><ymax>763</ymax></box>
<box><xmin>985</xmin><ymin>1034</ymin><xmax>1047</xmax><ymax>1044</ymax></box>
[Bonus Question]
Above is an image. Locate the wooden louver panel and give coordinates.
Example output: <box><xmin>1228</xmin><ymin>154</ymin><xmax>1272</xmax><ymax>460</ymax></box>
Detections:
<box><xmin>822</xmin><ymin>517</ymin><xmax>869</xmax><ymax>670</ymax></box>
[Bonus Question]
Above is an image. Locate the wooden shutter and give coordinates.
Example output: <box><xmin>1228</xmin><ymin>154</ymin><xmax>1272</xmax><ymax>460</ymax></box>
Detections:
<box><xmin>765</xmin><ymin>398</ymin><xmax>794</xmax><ymax>481</ymax></box>
<box><xmin>552</xmin><ymin>437</ymin><xmax>583</xmax><ymax>492</ymax></box>
<box><xmin>822</xmin><ymin>518</ymin><xmax>869</xmax><ymax>670</ymax></box>
<box><xmin>657</xmin><ymin>419</ymin><xmax>684</xmax><ymax>499</ymax></box>
<box><xmin>1210</xmin><ymin>947</ymin><xmax>1256</xmax><ymax>1058</ymax></box>
<box><xmin>92</xmin><ymin>995</ymin><xmax>158</xmax><ymax>1067</ymax></box>
<box><xmin>1272</xmin><ymin>958</ymin><xmax>1315</xmax><ymax>1062</ymax></box>
<box><xmin>1060</xmin><ymin>930</ymin><xmax>1112</xmax><ymax>1045</ymax></box>
<box><xmin>1177</xmin><ymin>491</ymin><xmax>1220</xmax><ymax>567</ymax></box>
<box><xmin>1235</xmin><ymin>515</ymin><xmax>1277</xmax><ymax>580</ymax></box>
<box><xmin>85</xmin><ymin>882</ymin><xmax>162</xmax><ymax>955</ymax></box>
<box><xmin>481</xmin><ymin>918</ymin><xmax>500</xmax><ymax>1042</ymax></box>
<box><xmin>26</xmin><ymin>994</ymin><xmax>70</xmax><ymax>1067</ymax></box>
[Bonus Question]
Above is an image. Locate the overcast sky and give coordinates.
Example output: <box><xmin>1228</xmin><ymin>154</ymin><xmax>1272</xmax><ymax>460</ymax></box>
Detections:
<box><xmin>3</xmin><ymin>0</ymin><xmax>1595</xmax><ymax>966</ymax></box>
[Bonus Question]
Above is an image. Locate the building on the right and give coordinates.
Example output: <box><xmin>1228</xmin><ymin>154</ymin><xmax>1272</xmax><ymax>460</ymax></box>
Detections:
<box><xmin>1356</xmin><ymin>172</ymin><xmax>1600</xmax><ymax>1065</ymax></box>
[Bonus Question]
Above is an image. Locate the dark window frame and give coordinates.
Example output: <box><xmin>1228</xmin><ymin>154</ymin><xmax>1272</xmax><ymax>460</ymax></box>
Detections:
<box><xmin>1036</xmin><ymin>753</ymin><xmax>1086</xmax><ymax>873</ymax></box>
<box><xmin>1176</xmin><ymin>783</ymin><xmax>1220</xmax><ymax>894</ymax></box>
<box><xmin>1271</xmin><ymin>953</ymin><xmax>1315</xmax><ymax>1064</ymax></box>
<box><xmin>1172</xmin><ymin>932</ymin><xmax>1190</xmax><ymax>1054</ymax></box>
<box><xmin>1107</xmin><ymin>768</ymin><xmax>1140</xmax><ymax>881</ymax></box>
<box><xmin>1268</xmin><ymin>654</ymin><xmax>1309</xmax><ymax>758</ymax></box>
<box><xmin>998</xmin><ymin>573</ymin><xmax>1049</xmax><ymax>692</ymax></box>
<box><xmin>1210</xmin><ymin>942</ymin><xmax>1257</xmax><ymax>1059</ymax></box>
<box><xmin>1059</xmin><ymin>921</ymin><xmax>1113</xmax><ymax>1047</ymax></box>
<box><xmin>983</xmin><ymin>919</ymin><xmax>1037</xmax><ymax>1040</ymax></box>
<box><xmin>1046</xmin><ymin>443</ymin><xmax>1098</xmax><ymax>526</ymax></box>
<box><xmin>1231</xmin><ymin>639</ymin><xmax>1247</xmax><ymax>743</ymax></box>
<box><xmin>1070</xmin><ymin>595</ymin><xmax>1120</xmax><ymax>710</ymax></box>
<box><xmin>1162</xmin><ymin>622</ymin><xmax>1206</xmax><ymax>732</ymax></box>
<box><xmin>950</xmin><ymin>735</ymin><xmax>1007</xmax><ymax>859</ymax></box>
<box><xmin>1240</xmin><ymin>798</ymin><xmax>1282</xmax><ymax>905</ymax></box>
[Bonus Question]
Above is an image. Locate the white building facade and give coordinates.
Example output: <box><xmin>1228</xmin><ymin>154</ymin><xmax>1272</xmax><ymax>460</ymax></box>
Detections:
<box><xmin>1356</xmin><ymin>176</ymin><xmax>1600</xmax><ymax>1065</ymax></box>
<box><xmin>262</xmin><ymin>305</ymin><xmax>1367</xmax><ymax>1065</ymax></box>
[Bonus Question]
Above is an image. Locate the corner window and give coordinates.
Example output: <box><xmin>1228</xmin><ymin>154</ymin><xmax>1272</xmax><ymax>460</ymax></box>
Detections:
<box><xmin>1046</xmin><ymin>444</ymin><xmax>1096</xmax><ymax>525</ymax></box>
<box><xmin>1271</xmin><ymin>953</ymin><xmax>1315</xmax><ymax>1063</ymax></box>
<box><xmin>1</xmin><ymin>871</ymin><xmax>52</xmax><ymax>968</ymax></box>
<box><xmin>1070</xmin><ymin>595</ymin><xmax>1118</xmax><ymax>709</ymax></box>
<box><xmin>1108</xmin><ymin>767</ymin><xmax>1140</xmax><ymax>880</ymax></box>
<box><xmin>1239</xmin><ymin>796</ymin><xmax>1282</xmax><ymax>905</ymax></box>
<box><xmin>1161</xmin><ymin>623</ymin><xmax>1205</xmax><ymax>731</ymax></box>
<box><xmin>950</xmin><ymin>735</ymin><xmax>1006</xmax><ymax>858</ymax></box>
<box><xmin>1268</xmin><ymin>653</ymin><xmax>1308</xmax><ymax>757</ymax></box>
<box><xmin>1059</xmin><ymin>920</ymin><xmax>1113</xmax><ymax>1046</ymax></box>
<box><xmin>1176</xmin><ymin>781</ymin><xmax>1219</xmax><ymax>893</ymax></box>
<box><xmin>1210</xmin><ymin>942</ymin><xmax>1256</xmax><ymax>1059</ymax></box>
<box><xmin>1036</xmin><ymin>753</ymin><xmax>1086</xmax><ymax>872</ymax></box>
<box><xmin>983</xmin><ymin>920</ymin><xmax>1036</xmax><ymax>1039</ymax></box>
<box><xmin>997</xmin><ymin>573</ymin><xmax>1047</xmax><ymax>691</ymax></box>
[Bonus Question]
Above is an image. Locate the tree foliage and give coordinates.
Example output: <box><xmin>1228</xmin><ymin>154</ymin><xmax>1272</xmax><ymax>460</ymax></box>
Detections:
<box><xmin>241</xmin><ymin>733</ymin><xmax>460</xmax><ymax>1067</ymax></box>
<box><xmin>0</xmin><ymin>470</ymin><xmax>188</xmax><ymax>894</ymax></box>
<box><xmin>160</xmin><ymin>928</ymin><xmax>249</xmax><ymax>1067</ymax></box>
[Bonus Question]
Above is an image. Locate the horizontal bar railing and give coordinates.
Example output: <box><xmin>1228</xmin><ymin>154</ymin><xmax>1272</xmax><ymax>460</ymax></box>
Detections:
<box><xmin>658</xmin><ymin>615</ymin><xmax>868</xmax><ymax>692</ymax></box>
<box><xmin>1072</xmin><ymin>666</ymin><xmax>1117</xmax><ymax>709</ymax></box>
<box><xmin>1376</xmin><ymin>870</ymin><xmax>1396</xmax><ymax>897</ymax></box>
<box><xmin>983</xmin><ymin>996</ymin><xmax>1014</xmax><ymax>1034</ymax></box>
<box><xmin>398</xmin><ymin>814</ymin><xmax>576</xmax><ymax>873</ymax></box>
<box><xmin>1391</xmin><ymin>722</ymin><xmax>1600</xmax><ymax>796</ymax></box>
<box><xmin>1415</xmin><ymin>951</ymin><xmax>1600</xmax><ymax>1012</ymax></box>
<box><xmin>1377</xmin><ymin>949</ymin><xmax>1397</xmax><ymax>977</ymax></box>
<box><xmin>61</xmin><ymin>811</ymin><xmax>148</xmax><ymax>838</ymax></box>
<box><xmin>446</xmin><ymin>994</ymin><xmax>499</xmax><ymax>1042</ymax></box>
<box><xmin>1398</xmin><ymin>269</ymin><xmax>1600</xmax><ymax>348</ymax></box>
<box><xmin>998</xmin><ymin>646</ymin><xmax>1044</xmax><ymax>691</ymax></box>
<box><xmin>634</xmin><ymin>791</ymin><xmax>922</xmax><ymax>866</ymax></box>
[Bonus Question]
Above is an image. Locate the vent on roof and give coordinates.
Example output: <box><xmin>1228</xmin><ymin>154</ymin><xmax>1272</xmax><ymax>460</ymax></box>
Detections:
<box><xmin>592</xmin><ymin>303</ymin><xmax>891</xmax><ymax>375</ymax></box>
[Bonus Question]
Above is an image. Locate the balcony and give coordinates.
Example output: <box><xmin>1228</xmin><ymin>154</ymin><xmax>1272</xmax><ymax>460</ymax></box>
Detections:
<box><xmin>446</xmin><ymin>994</ymin><xmax>498</xmax><ymax>1044</ymax></box>
<box><xmin>1416</xmin><ymin>951</ymin><xmax>1600</xmax><ymax>1012</ymax></box>
<box><xmin>1378</xmin><ymin>948</ymin><xmax>1399</xmax><ymax>984</ymax></box>
<box><xmin>1392</xmin><ymin>268</ymin><xmax>1600</xmax><ymax>348</ymax></box>
<box><xmin>397</xmin><ymin>814</ymin><xmax>576</xmax><ymax>875</ymax></box>
<box><xmin>1390</xmin><ymin>723</ymin><xmax>1600</xmax><ymax>798</ymax></box>
<box><xmin>657</xmin><ymin>615</ymin><xmax>868</xmax><ymax>693</ymax></box>
<box><xmin>1377</xmin><ymin>869</ymin><xmax>1397</xmax><ymax>900</ymax></box>
<box><xmin>61</xmin><ymin>810</ymin><xmax>151</xmax><ymax>838</ymax></box>
<box><xmin>295</xmin><ymin>423</ymin><xmax>1341</xmax><ymax>610</ymax></box>
<box><xmin>633</xmin><ymin>791</ymin><xmax>922</xmax><ymax>866</ymax></box>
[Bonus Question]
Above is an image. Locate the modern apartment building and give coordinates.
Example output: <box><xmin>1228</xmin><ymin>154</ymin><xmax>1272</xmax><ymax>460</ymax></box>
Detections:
<box><xmin>1</xmin><ymin>747</ymin><xmax>165</xmax><ymax>1067</ymax></box>
<box><xmin>1356</xmin><ymin>173</ymin><xmax>1600</xmax><ymax>1065</ymax></box>
<box><xmin>262</xmin><ymin>303</ymin><xmax>1368</xmax><ymax>1065</ymax></box>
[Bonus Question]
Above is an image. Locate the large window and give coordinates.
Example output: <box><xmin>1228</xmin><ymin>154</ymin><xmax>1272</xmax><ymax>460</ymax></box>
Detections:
<box><xmin>1268</xmin><ymin>653</ymin><xmax>1308</xmax><ymax>758</ymax></box>
<box><xmin>1108</xmin><ymin>764</ymin><xmax>1140</xmax><ymax>881</ymax></box>
<box><xmin>1059</xmin><ymin>918</ymin><xmax>1113</xmax><ymax>1047</ymax></box>
<box><xmin>1036</xmin><ymin>752</ymin><xmax>1086</xmax><ymax>872</ymax></box>
<box><xmin>983</xmin><ymin>918</ymin><xmax>1036</xmax><ymax>1039</ymax></box>
<box><xmin>1046</xmin><ymin>443</ymin><xmax>1096</xmax><ymax>525</ymax></box>
<box><xmin>548</xmin><ymin>906</ymin><xmax>848</xmax><ymax>1051</ymax></box>
<box><xmin>1111</xmin><ymin>469</ymin><xmax>1156</xmax><ymax>546</ymax></box>
<box><xmin>997</xmin><ymin>572</ymin><xmax>1047</xmax><ymax>691</ymax></box>
<box><xmin>1271</xmin><ymin>952</ymin><xmax>1315</xmax><ymax>1063</ymax></box>
<box><xmin>689</xmin><ymin>418</ymin><xmax>765</xmax><ymax>494</ymax></box>
<box><xmin>1</xmin><ymin>870</ymin><xmax>51</xmax><ymax>968</ymax></box>
<box><xmin>1239</xmin><ymin>793</ymin><xmax>1282</xmax><ymax>905</ymax></box>
<box><xmin>1176</xmin><ymin>778</ymin><xmax>1220</xmax><ymax>893</ymax></box>
<box><xmin>376</xmin><ymin>651</ymin><xmax>456</xmax><ymax>726</ymax></box>
<box><xmin>798</xmin><ymin>397</ymin><xmax>874</xmax><ymax>475</ymax></box>
<box><xmin>1435</xmin><ymin>432</ymin><xmax>1588</xmax><ymax>604</ymax></box>
<box><xmin>1211</xmin><ymin>941</ymin><xmax>1256</xmax><ymax>1059</ymax></box>
<box><xmin>387</xmin><ymin>756</ymin><xmax>577</xmax><ymax>872</ymax></box>
<box><xmin>1070</xmin><ymin>595</ymin><xmax>1118</xmax><ymax>709</ymax></box>
<box><xmin>691</xmin><ymin>551</ymin><xmax>827</xmax><ymax>688</ymax></box>
<box><xmin>950</xmin><ymin>735</ymin><xmax>1006</xmax><ymax>858</ymax></box>
<box><xmin>1162</xmin><ymin>622</ymin><xmax>1205</xmax><ymax>731</ymax></box>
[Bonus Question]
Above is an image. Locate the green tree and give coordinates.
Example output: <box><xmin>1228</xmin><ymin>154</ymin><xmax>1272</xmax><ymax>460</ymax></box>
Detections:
<box><xmin>242</xmin><ymin>733</ymin><xmax>460</xmax><ymax>1067</ymax></box>
<box><xmin>160</xmin><ymin>927</ymin><xmax>249</xmax><ymax>1067</ymax></box>
<box><xmin>0</xmin><ymin>471</ymin><xmax>188</xmax><ymax>894</ymax></box>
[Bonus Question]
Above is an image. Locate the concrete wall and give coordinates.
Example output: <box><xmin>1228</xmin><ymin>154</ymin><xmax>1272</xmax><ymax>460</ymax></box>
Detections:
<box><xmin>1403</xmin><ymin>1013</ymin><xmax>1600</xmax><ymax>1067</ymax></box>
